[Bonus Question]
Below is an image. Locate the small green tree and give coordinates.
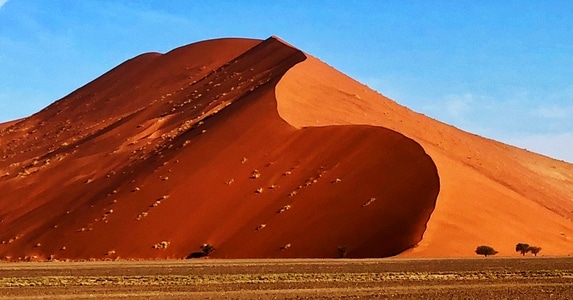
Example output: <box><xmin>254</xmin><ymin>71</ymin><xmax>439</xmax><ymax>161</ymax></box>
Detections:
<box><xmin>528</xmin><ymin>246</ymin><xmax>542</xmax><ymax>256</ymax></box>
<box><xmin>515</xmin><ymin>243</ymin><xmax>530</xmax><ymax>256</ymax></box>
<box><xmin>475</xmin><ymin>245</ymin><xmax>498</xmax><ymax>257</ymax></box>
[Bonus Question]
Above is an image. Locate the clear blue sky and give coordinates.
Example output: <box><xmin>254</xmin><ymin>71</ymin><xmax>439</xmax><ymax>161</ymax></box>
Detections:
<box><xmin>1</xmin><ymin>1</ymin><xmax>572</xmax><ymax>162</ymax></box>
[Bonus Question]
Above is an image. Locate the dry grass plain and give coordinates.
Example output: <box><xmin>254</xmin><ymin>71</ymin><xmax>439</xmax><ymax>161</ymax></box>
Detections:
<box><xmin>0</xmin><ymin>257</ymin><xmax>572</xmax><ymax>299</ymax></box>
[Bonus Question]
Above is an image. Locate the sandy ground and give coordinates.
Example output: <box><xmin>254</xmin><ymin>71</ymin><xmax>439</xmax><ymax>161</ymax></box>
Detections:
<box><xmin>0</xmin><ymin>257</ymin><xmax>572</xmax><ymax>299</ymax></box>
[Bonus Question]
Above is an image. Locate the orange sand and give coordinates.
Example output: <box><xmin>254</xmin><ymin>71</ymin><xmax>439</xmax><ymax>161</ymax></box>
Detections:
<box><xmin>0</xmin><ymin>37</ymin><xmax>438</xmax><ymax>260</ymax></box>
<box><xmin>0</xmin><ymin>36</ymin><xmax>571</xmax><ymax>261</ymax></box>
<box><xmin>276</xmin><ymin>55</ymin><xmax>573</xmax><ymax>257</ymax></box>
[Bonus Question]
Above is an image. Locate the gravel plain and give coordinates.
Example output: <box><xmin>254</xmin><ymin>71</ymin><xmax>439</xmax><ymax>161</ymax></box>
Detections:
<box><xmin>0</xmin><ymin>257</ymin><xmax>572</xmax><ymax>299</ymax></box>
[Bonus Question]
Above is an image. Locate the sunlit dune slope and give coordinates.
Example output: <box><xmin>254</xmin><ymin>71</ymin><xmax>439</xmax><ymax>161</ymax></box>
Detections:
<box><xmin>0</xmin><ymin>37</ymin><xmax>439</xmax><ymax>260</ymax></box>
<box><xmin>276</xmin><ymin>56</ymin><xmax>573</xmax><ymax>257</ymax></box>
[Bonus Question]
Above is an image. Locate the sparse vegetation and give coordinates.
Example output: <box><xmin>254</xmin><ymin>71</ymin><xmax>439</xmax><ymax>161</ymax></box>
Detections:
<box><xmin>515</xmin><ymin>243</ymin><xmax>542</xmax><ymax>256</ymax></box>
<box><xmin>515</xmin><ymin>243</ymin><xmax>530</xmax><ymax>256</ymax></box>
<box><xmin>362</xmin><ymin>197</ymin><xmax>376</xmax><ymax>207</ymax></box>
<box><xmin>152</xmin><ymin>241</ymin><xmax>170</xmax><ymax>250</ymax></box>
<box><xmin>475</xmin><ymin>245</ymin><xmax>498</xmax><ymax>257</ymax></box>
<box><xmin>1</xmin><ymin>258</ymin><xmax>573</xmax><ymax>298</ymax></box>
<box><xmin>528</xmin><ymin>246</ymin><xmax>542</xmax><ymax>256</ymax></box>
<box><xmin>200</xmin><ymin>244</ymin><xmax>215</xmax><ymax>256</ymax></box>
<box><xmin>277</xmin><ymin>205</ymin><xmax>291</xmax><ymax>214</ymax></box>
<box><xmin>187</xmin><ymin>243</ymin><xmax>215</xmax><ymax>258</ymax></box>
<box><xmin>337</xmin><ymin>246</ymin><xmax>348</xmax><ymax>258</ymax></box>
<box><xmin>135</xmin><ymin>212</ymin><xmax>148</xmax><ymax>221</ymax></box>
<box><xmin>250</xmin><ymin>170</ymin><xmax>260</xmax><ymax>179</ymax></box>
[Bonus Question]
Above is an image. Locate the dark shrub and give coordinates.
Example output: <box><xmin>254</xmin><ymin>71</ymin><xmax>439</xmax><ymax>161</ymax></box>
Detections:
<box><xmin>337</xmin><ymin>246</ymin><xmax>348</xmax><ymax>258</ymax></box>
<box><xmin>475</xmin><ymin>245</ymin><xmax>498</xmax><ymax>257</ymax></box>
<box><xmin>528</xmin><ymin>246</ymin><xmax>542</xmax><ymax>256</ymax></box>
<box><xmin>186</xmin><ymin>243</ymin><xmax>215</xmax><ymax>259</ymax></box>
<box><xmin>515</xmin><ymin>243</ymin><xmax>530</xmax><ymax>256</ymax></box>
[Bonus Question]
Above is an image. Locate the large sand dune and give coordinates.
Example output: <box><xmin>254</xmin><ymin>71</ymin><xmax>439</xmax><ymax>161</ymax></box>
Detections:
<box><xmin>0</xmin><ymin>37</ymin><xmax>438</xmax><ymax>260</ymax></box>
<box><xmin>0</xmin><ymin>36</ymin><xmax>571</xmax><ymax>260</ymax></box>
<box><xmin>276</xmin><ymin>54</ymin><xmax>573</xmax><ymax>257</ymax></box>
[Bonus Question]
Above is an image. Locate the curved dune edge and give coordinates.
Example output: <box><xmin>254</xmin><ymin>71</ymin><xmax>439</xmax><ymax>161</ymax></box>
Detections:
<box><xmin>0</xmin><ymin>37</ymin><xmax>439</xmax><ymax>260</ymax></box>
<box><xmin>276</xmin><ymin>54</ymin><xmax>573</xmax><ymax>257</ymax></box>
<box><xmin>272</xmin><ymin>48</ymin><xmax>440</xmax><ymax>256</ymax></box>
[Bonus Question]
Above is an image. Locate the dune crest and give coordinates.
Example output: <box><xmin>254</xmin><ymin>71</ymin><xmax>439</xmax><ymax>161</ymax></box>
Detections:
<box><xmin>0</xmin><ymin>37</ymin><xmax>440</xmax><ymax>261</ymax></box>
<box><xmin>276</xmin><ymin>54</ymin><xmax>573</xmax><ymax>257</ymax></box>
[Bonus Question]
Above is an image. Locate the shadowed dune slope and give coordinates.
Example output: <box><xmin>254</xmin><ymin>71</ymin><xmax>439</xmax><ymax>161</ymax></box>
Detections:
<box><xmin>276</xmin><ymin>56</ymin><xmax>573</xmax><ymax>257</ymax></box>
<box><xmin>0</xmin><ymin>37</ymin><xmax>439</xmax><ymax>260</ymax></box>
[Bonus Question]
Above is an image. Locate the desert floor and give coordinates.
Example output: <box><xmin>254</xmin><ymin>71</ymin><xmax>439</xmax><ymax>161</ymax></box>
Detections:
<box><xmin>0</xmin><ymin>257</ymin><xmax>572</xmax><ymax>299</ymax></box>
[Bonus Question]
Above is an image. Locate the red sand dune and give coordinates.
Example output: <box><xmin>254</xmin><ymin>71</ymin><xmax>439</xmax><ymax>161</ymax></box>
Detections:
<box><xmin>0</xmin><ymin>36</ymin><xmax>571</xmax><ymax>261</ymax></box>
<box><xmin>276</xmin><ymin>53</ymin><xmax>573</xmax><ymax>257</ymax></box>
